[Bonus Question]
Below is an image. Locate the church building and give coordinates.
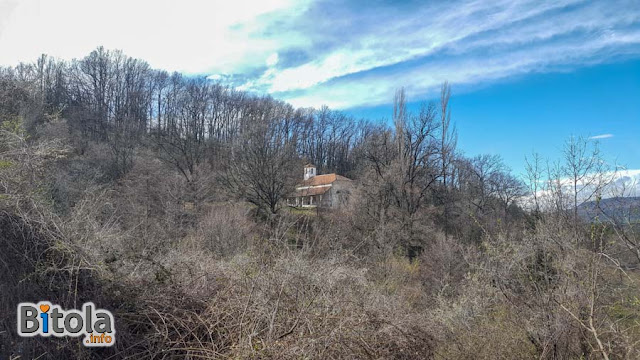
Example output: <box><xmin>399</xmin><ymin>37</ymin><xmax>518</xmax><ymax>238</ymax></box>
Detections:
<box><xmin>288</xmin><ymin>164</ymin><xmax>353</xmax><ymax>209</ymax></box>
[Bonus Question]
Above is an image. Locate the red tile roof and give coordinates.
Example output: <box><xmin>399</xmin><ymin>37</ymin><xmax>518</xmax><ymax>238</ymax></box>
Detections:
<box><xmin>298</xmin><ymin>173</ymin><xmax>351</xmax><ymax>187</ymax></box>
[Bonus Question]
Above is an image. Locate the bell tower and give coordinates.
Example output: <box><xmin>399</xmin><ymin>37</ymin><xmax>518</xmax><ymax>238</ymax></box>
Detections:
<box><xmin>303</xmin><ymin>164</ymin><xmax>316</xmax><ymax>180</ymax></box>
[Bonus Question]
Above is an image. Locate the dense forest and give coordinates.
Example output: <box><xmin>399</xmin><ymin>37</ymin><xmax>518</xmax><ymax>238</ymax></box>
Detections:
<box><xmin>0</xmin><ymin>48</ymin><xmax>638</xmax><ymax>359</ymax></box>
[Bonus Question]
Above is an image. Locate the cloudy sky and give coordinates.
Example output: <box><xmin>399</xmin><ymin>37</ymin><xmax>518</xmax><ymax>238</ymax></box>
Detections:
<box><xmin>1</xmin><ymin>0</ymin><xmax>639</xmax><ymax>175</ymax></box>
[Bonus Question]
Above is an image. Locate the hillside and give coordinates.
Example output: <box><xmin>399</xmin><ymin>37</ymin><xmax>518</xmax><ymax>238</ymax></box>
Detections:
<box><xmin>579</xmin><ymin>196</ymin><xmax>640</xmax><ymax>223</ymax></box>
<box><xmin>0</xmin><ymin>48</ymin><xmax>639</xmax><ymax>359</ymax></box>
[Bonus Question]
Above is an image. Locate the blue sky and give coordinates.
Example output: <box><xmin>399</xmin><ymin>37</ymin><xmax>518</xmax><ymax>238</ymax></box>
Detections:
<box><xmin>345</xmin><ymin>59</ymin><xmax>640</xmax><ymax>176</ymax></box>
<box><xmin>0</xmin><ymin>0</ymin><xmax>639</xmax><ymax>176</ymax></box>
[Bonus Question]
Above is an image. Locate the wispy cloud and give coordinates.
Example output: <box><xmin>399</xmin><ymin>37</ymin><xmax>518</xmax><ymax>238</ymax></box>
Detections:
<box><xmin>1</xmin><ymin>0</ymin><xmax>639</xmax><ymax>109</ymax></box>
<box><xmin>589</xmin><ymin>134</ymin><xmax>615</xmax><ymax>140</ymax></box>
<box><xmin>267</xmin><ymin>0</ymin><xmax>640</xmax><ymax>108</ymax></box>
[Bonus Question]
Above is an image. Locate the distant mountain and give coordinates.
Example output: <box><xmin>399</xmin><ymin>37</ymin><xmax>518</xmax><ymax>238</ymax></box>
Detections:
<box><xmin>608</xmin><ymin>169</ymin><xmax>640</xmax><ymax>196</ymax></box>
<box><xmin>578</xmin><ymin>197</ymin><xmax>640</xmax><ymax>223</ymax></box>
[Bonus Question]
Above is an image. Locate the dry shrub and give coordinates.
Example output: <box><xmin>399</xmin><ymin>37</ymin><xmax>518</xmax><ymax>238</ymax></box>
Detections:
<box><xmin>427</xmin><ymin>271</ymin><xmax>539</xmax><ymax>359</ymax></box>
<box><xmin>80</xmin><ymin>240</ymin><xmax>436</xmax><ymax>359</ymax></box>
<box><xmin>213</xmin><ymin>251</ymin><xmax>434</xmax><ymax>359</ymax></box>
<box><xmin>189</xmin><ymin>202</ymin><xmax>255</xmax><ymax>257</ymax></box>
<box><xmin>0</xmin><ymin>209</ymin><xmax>107</xmax><ymax>359</ymax></box>
<box><xmin>419</xmin><ymin>232</ymin><xmax>471</xmax><ymax>299</ymax></box>
<box><xmin>114</xmin><ymin>152</ymin><xmax>192</xmax><ymax>247</ymax></box>
<box><xmin>2</xmin><ymin>180</ymin><xmax>636</xmax><ymax>359</ymax></box>
<box><xmin>0</xmin><ymin>203</ymin><xmax>232</xmax><ymax>359</ymax></box>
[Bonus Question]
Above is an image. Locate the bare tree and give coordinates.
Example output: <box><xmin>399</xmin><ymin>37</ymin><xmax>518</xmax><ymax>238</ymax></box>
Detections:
<box><xmin>440</xmin><ymin>82</ymin><xmax>457</xmax><ymax>190</ymax></box>
<box><xmin>491</xmin><ymin>171</ymin><xmax>527</xmax><ymax>217</ymax></box>
<box><xmin>359</xmin><ymin>88</ymin><xmax>442</xmax><ymax>252</ymax></box>
<box><xmin>562</xmin><ymin>136</ymin><xmax>612</xmax><ymax>229</ymax></box>
<box><xmin>525</xmin><ymin>151</ymin><xmax>544</xmax><ymax>217</ymax></box>
<box><xmin>439</xmin><ymin>82</ymin><xmax>457</xmax><ymax>235</ymax></box>
<box><xmin>223</xmin><ymin>115</ymin><xmax>298</xmax><ymax>218</ymax></box>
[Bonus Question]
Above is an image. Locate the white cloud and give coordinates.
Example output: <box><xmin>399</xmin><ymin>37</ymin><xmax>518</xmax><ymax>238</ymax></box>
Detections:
<box><xmin>281</xmin><ymin>26</ymin><xmax>640</xmax><ymax>109</ymax></box>
<box><xmin>265</xmin><ymin>53</ymin><xmax>279</xmax><ymax>67</ymax></box>
<box><xmin>608</xmin><ymin>169</ymin><xmax>640</xmax><ymax>197</ymax></box>
<box><xmin>272</xmin><ymin>1</ymin><xmax>640</xmax><ymax>108</ymax></box>
<box><xmin>1</xmin><ymin>0</ymin><xmax>639</xmax><ymax>109</ymax></box>
<box><xmin>0</xmin><ymin>0</ymin><xmax>309</xmax><ymax>74</ymax></box>
<box><xmin>254</xmin><ymin>0</ymin><xmax>584</xmax><ymax>93</ymax></box>
<box><xmin>589</xmin><ymin>134</ymin><xmax>614</xmax><ymax>140</ymax></box>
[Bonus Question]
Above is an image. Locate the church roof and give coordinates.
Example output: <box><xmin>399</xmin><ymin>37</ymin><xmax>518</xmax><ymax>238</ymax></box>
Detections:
<box><xmin>298</xmin><ymin>173</ymin><xmax>351</xmax><ymax>187</ymax></box>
